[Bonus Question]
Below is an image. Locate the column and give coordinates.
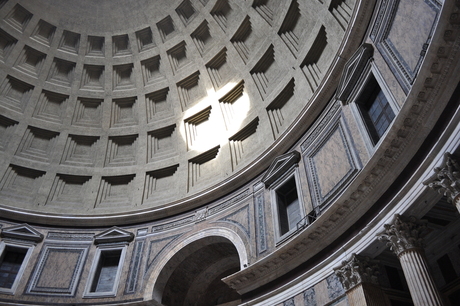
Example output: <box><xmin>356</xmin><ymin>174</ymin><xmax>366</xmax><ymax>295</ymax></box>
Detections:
<box><xmin>378</xmin><ymin>214</ymin><xmax>444</xmax><ymax>306</ymax></box>
<box><xmin>424</xmin><ymin>152</ymin><xmax>460</xmax><ymax>213</ymax></box>
<box><xmin>334</xmin><ymin>253</ymin><xmax>389</xmax><ymax>306</ymax></box>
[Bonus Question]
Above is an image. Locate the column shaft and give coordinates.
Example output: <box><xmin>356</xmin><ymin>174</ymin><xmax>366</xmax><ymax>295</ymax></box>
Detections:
<box><xmin>399</xmin><ymin>249</ymin><xmax>444</xmax><ymax>306</ymax></box>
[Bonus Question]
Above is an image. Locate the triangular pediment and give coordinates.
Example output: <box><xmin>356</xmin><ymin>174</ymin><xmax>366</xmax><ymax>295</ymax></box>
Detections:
<box><xmin>1</xmin><ymin>223</ymin><xmax>44</xmax><ymax>242</ymax></box>
<box><xmin>94</xmin><ymin>226</ymin><xmax>134</xmax><ymax>244</ymax></box>
<box><xmin>335</xmin><ymin>43</ymin><xmax>374</xmax><ymax>104</ymax></box>
<box><xmin>261</xmin><ymin>151</ymin><xmax>300</xmax><ymax>187</ymax></box>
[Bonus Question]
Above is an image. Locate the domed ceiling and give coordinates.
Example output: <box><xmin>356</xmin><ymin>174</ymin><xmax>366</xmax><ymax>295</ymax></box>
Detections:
<box><xmin>0</xmin><ymin>0</ymin><xmax>359</xmax><ymax>225</ymax></box>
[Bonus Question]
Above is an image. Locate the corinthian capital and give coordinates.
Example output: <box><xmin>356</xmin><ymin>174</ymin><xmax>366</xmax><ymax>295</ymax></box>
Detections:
<box><xmin>378</xmin><ymin>214</ymin><xmax>427</xmax><ymax>257</ymax></box>
<box><xmin>334</xmin><ymin>254</ymin><xmax>380</xmax><ymax>291</ymax></box>
<box><xmin>424</xmin><ymin>152</ymin><xmax>460</xmax><ymax>205</ymax></box>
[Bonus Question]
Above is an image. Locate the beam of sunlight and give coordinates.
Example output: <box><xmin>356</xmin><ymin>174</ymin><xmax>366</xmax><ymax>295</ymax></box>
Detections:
<box><xmin>179</xmin><ymin>82</ymin><xmax>251</xmax><ymax>153</ymax></box>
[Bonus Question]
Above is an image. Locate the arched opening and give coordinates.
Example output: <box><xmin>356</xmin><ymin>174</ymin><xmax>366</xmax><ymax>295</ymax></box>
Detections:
<box><xmin>154</xmin><ymin>236</ymin><xmax>241</xmax><ymax>306</ymax></box>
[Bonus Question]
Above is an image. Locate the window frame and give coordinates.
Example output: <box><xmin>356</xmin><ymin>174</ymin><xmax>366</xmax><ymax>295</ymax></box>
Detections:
<box><xmin>83</xmin><ymin>244</ymin><xmax>127</xmax><ymax>298</ymax></box>
<box><xmin>0</xmin><ymin>240</ymin><xmax>34</xmax><ymax>295</ymax></box>
<box><xmin>349</xmin><ymin>62</ymin><xmax>399</xmax><ymax>154</ymax></box>
<box><xmin>269</xmin><ymin>167</ymin><xmax>305</xmax><ymax>244</ymax></box>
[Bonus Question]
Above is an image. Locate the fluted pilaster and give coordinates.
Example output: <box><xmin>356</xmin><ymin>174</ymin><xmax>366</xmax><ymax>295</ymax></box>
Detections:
<box><xmin>379</xmin><ymin>215</ymin><xmax>444</xmax><ymax>306</ymax></box>
<box><xmin>334</xmin><ymin>254</ymin><xmax>388</xmax><ymax>306</ymax></box>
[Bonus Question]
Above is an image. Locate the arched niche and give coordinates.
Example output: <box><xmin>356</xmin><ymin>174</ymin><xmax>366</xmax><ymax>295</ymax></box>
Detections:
<box><xmin>145</xmin><ymin>228</ymin><xmax>248</xmax><ymax>305</ymax></box>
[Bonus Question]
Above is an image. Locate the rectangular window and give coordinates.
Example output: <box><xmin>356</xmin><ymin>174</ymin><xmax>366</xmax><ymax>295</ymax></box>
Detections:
<box><xmin>0</xmin><ymin>246</ymin><xmax>27</xmax><ymax>289</ymax></box>
<box><xmin>275</xmin><ymin>176</ymin><xmax>301</xmax><ymax>237</ymax></box>
<box><xmin>90</xmin><ymin>249</ymin><xmax>122</xmax><ymax>293</ymax></box>
<box><xmin>357</xmin><ymin>75</ymin><xmax>395</xmax><ymax>144</ymax></box>
<box><xmin>85</xmin><ymin>245</ymin><xmax>126</xmax><ymax>298</ymax></box>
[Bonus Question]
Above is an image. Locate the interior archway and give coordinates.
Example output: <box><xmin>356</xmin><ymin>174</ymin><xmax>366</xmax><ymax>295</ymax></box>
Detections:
<box><xmin>154</xmin><ymin>236</ymin><xmax>241</xmax><ymax>306</ymax></box>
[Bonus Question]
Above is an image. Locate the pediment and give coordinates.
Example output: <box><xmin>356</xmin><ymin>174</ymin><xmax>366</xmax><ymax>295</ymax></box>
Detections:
<box><xmin>94</xmin><ymin>226</ymin><xmax>134</xmax><ymax>244</ymax></box>
<box><xmin>335</xmin><ymin>43</ymin><xmax>374</xmax><ymax>104</ymax></box>
<box><xmin>1</xmin><ymin>223</ymin><xmax>44</xmax><ymax>242</ymax></box>
<box><xmin>261</xmin><ymin>151</ymin><xmax>300</xmax><ymax>188</ymax></box>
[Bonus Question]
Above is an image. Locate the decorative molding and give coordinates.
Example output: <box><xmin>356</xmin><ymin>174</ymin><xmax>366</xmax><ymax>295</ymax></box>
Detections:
<box><xmin>151</xmin><ymin>216</ymin><xmax>194</xmax><ymax>233</ymax></box>
<box><xmin>254</xmin><ymin>191</ymin><xmax>267</xmax><ymax>254</ymax></box>
<box><xmin>94</xmin><ymin>226</ymin><xmax>134</xmax><ymax>245</ymax></box>
<box><xmin>207</xmin><ymin>188</ymin><xmax>250</xmax><ymax>215</ymax></box>
<box><xmin>334</xmin><ymin>254</ymin><xmax>380</xmax><ymax>291</ymax></box>
<box><xmin>219</xmin><ymin>205</ymin><xmax>250</xmax><ymax>237</ymax></box>
<box><xmin>1</xmin><ymin>223</ymin><xmax>43</xmax><ymax>242</ymax></box>
<box><xmin>335</xmin><ymin>43</ymin><xmax>374</xmax><ymax>104</ymax></box>
<box><xmin>26</xmin><ymin>244</ymin><xmax>88</xmax><ymax>296</ymax></box>
<box><xmin>150</xmin><ymin>188</ymin><xmax>250</xmax><ymax>234</ymax></box>
<box><xmin>145</xmin><ymin>234</ymin><xmax>181</xmax><ymax>275</ymax></box>
<box><xmin>261</xmin><ymin>151</ymin><xmax>300</xmax><ymax>188</ymax></box>
<box><xmin>304</xmin><ymin>116</ymin><xmax>361</xmax><ymax>211</ymax></box>
<box><xmin>194</xmin><ymin>207</ymin><xmax>208</xmax><ymax>223</ymax></box>
<box><xmin>125</xmin><ymin>239</ymin><xmax>145</xmax><ymax>294</ymax></box>
<box><xmin>423</xmin><ymin>152</ymin><xmax>460</xmax><ymax>211</ymax></box>
<box><xmin>371</xmin><ymin>0</ymin><xmax>441</xmax><ymax>93</ymax></box>
<box><xmin>301</xmin><ymin>101</ymin><xmax>342</xmax><ymax>152</ymax></box>
<box><xmin>378</xmin><ymin>214</ymin><xmax>427</xmax><ymax>257</ymax></box>
<box><xmin>46</xmin><ymin>232</ymin><xmax>94</xmax><ymax>241</ymax></box>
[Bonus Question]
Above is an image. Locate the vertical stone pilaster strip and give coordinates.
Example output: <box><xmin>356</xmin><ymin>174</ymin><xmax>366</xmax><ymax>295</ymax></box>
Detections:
<box><xmin>378</xmin><ymin>214</ymin><xmax>444</xmax><ymax>306</ymax></box>
<box><xmin>334</xmin><ymin>254</ymin><xmax>389</xmax><ymax>306</ymax></box>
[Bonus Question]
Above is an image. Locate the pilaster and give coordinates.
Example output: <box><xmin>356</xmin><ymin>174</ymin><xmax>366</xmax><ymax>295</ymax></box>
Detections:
<box><xmin>378</xmin><ymin>215</ymin><xmax>444</xmax><ymax>306</ymax></box>
<box><xmin>334</xmin><ymin>253</ymin><xmax>389</xmax><ymax>306</ymax></box>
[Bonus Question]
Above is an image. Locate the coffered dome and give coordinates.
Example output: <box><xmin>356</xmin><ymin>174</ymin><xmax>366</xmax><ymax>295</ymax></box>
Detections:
<box><xmin>0</xmin><ymin>0</ymin><xmax>359</xmax><ymax>225</ymax></box>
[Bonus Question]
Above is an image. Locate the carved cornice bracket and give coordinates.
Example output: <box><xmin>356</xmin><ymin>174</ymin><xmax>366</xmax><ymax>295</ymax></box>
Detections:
<box><xmin>334</xmin><ymin>253</ymin><xmax>380</xmax><ymax>291</ymax></box>
<box><xmin>378</xmin><ymin>214</ymin><xmax>427</xmax><ymax>257</ymax></box>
